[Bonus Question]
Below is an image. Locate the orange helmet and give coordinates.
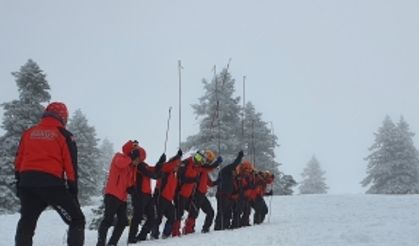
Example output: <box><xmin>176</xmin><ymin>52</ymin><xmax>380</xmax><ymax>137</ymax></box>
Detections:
<box><xmin>204</xmin><ymin>150</ymin><xmax>216</xmax><ymax>163</ymax></box>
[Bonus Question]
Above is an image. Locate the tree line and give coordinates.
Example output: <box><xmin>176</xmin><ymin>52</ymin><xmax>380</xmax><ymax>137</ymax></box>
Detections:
<box><xmin>1</xmin><ymin>59</ymin><xmax>419</xmax><ymax>213</ymax></box>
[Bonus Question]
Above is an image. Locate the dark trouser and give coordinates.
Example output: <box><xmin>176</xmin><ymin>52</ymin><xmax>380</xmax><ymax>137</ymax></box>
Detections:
<box><xmin>174</xmin><ymin>194</ymin><xmax>191</xmax><ymax>221</ymax></box>
<box><xmin>136</xmin><ymin>195</ymin><xmax>157</xmax><ymax>240</ymax></box>
<box><xmin>97</xmin><ymin>194</ymin><xmax>128</xmax><ymax>246</ymax></box>
<box><xmin>214</xmin><ymin>193</ymin><xmax>234</xmax><ymax>230</ymax></box>
<box><xmin>188</xmin><ymin>192</ymin><xmax>214</xmax><ymax>231</ymax></box>
<box><xmin>128</xmin><ymin>192</ymin><xmax>152</xmax><ymax>241</ymax></box>
<box><xmin>240</xmin><ymin>198</ymin><xmax>251</xmax><ymax>227</ymax></box>
<box><xmin>252</xmin><ymin>196</ymin><xmax>268</xmax><ymax>224</ymax></box>
<box><xmin>152</xmin><ymin>196</ymin><xmax>175</xmax><ymax>238</ymax></box>
<box><xmin>15</xmin><ymin>186</ymin><xmax>85</xmax><ymax>246</ymax></box>
<box><xmin>231</xmin><ymin>196</ymin><xmax>245</xmax><ymax>229</ymax></box>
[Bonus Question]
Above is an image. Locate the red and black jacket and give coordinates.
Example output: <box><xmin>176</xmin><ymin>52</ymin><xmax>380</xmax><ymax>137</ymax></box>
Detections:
<box><xmin>15</xmin><ymin>117</ymin><xmax>77</xmax><ymax>188</ymax></box>
<box><xmin>136</xmin><ymin>162</ymin><xmax>158</xmax><ymax>195</ymax></box>
<box><xmin>155</xmin><ymin>157</ymin><xmax>181</xmax><ymax>202</ymax></box>
<box><xmin>177</xmin><ymin>157</ymin><xmax>201</xmax><ymax>198</ymax></box>
<box><xmin>104</xmin><ymin>152</ymin><xmax>136</xmax><ymax>202</ymax></box>
<box><xmin>196</xmin><ymin>159</ymin><xmax>222</xmax><ymax>194</ymax></box>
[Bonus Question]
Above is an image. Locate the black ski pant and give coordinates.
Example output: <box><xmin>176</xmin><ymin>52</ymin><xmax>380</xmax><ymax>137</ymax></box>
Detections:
<box><xmin>15</xmin><ymin>186</ymin><xmax>85</xmax><ymax>246</ymax></box>
<box><xmin>136</xmin><ymin>195</ymin><xmax>157</xmax><ymax>240</ymax></box>
<box><xmin>252</xmin><ymin>195</ymin><xmax>268</xmax><ymax>224</ymax></box>
<box><xmin>188</xmin><ymin>192</ymin><xmax>214</xmax><ymax>231</ymax></box>
<box><xmin>231</xmin><ymin>196</ymin><xmax>246</xmax><ymax>229</ymax></box>
<box><xmin>128</xmin><ymin>192</ymin><xmax>152</xmax><ymax>241</ymax></box>
<box><xmin>152</xmin><ymin>196</ymin><xmax>175</xmax><ymax>238</ymax></box>
<box><xmin>97</xmin><ymin>194</ymin><xmax>128</xmax><ymax>246</ymax></box>
<box><xmin>174</xmin><ymin>194</ymin><xmax>194</xmax><ymax>221</ymax></box>
<box><xmin>240</xmin><ymin>198</ymin><xmax>251</xmax><ymax>227</ymax></box>
<box><xmin>214</xmin><ymin>193</ymin><xmax>234</xmax><ymax>230</ymax></box>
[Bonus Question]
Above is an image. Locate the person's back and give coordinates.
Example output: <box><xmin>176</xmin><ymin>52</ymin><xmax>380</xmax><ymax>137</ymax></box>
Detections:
<box><xmin>216</xmin><ymin>151</ymin><xmax>244</xmax><ymax>195</ymax></box>
<box><xmin>15</xmin><ymin>102</ymin><xmax>85</xmax><ymax>246</ymax></box>
<box><xmin>16</xmin><ymin>116</ymin><xmax>76</xmax><ymax>188</ymax></box>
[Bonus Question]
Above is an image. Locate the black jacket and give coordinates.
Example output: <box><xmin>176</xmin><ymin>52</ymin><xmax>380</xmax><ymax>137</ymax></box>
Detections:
<box><xmin>216</xmin><ymin>152</ymin><xmax>243</xmax><ymax>195</ymax></box>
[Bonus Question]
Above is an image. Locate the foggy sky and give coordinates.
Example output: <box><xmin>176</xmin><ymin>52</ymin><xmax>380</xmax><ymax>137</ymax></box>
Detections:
<box><xmin>1</xmin><ymin>0</ymin><xmax>418</xmax><ymax>194</ymax></box>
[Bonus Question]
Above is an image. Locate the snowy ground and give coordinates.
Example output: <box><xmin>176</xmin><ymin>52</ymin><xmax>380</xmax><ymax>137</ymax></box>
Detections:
<box><xmin>1</xmin><ymin>194</ymin><xmax>418</xmax><ymax>246</ymax></box>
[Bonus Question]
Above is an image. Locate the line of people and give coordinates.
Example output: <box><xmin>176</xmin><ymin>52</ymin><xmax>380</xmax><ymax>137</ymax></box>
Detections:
<box><xmin>13</xmin><ymin>101</ymin><xmax>275</xmax><ymax>246</ymax></box>
<box><xmin>97</xmin><ymin>141</ymin><xmax>275</xmax><ymax>246</ymax></box>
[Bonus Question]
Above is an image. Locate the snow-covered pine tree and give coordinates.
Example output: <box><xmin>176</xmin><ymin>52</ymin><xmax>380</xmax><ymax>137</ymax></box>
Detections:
<box><xmin>277</xmin><ymin>173</ymin><xmax>297</xmax><ymax>195</ymax></box>
<box><xmin>243</xmin><ymin>102</ymin><xmax>282</xmax><ymax>193</ymax></box>
<box><xmin>299</xmin><ymin>156</ymin><xmax>328</xmax><ymax>194</ymax></box>
<box><xmin>182</xmin><ymin>68</ymin><xmax>242</xmax><ymax>163</ymax></box>
<box><xmin>362</xmin><ymin>116</ymin><xmax>419</xmax><ymax>194</ymax></box>
<box><xmin>0</xmin><ymin>59</ymin><xmax>51</xmax><ymax>213</ymax></box>
<box><xmin>67</xmin><ymin>109</ymin><xmax>102</xmax><ymax>204</ymax></box>
<box><xmin>97</xmin><ymin>138</ymin><xmax>114</xmax><ymax>186</ymax></box>
<box><xmin>88</xmin><ymin>138</ymin><xmax>115</xmax><ymax>230</ymax></box>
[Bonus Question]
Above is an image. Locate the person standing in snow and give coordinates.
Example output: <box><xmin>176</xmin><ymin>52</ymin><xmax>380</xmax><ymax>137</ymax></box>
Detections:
<box><xmin>127</xmin><ymin>151</ymin><xmax>166</xmax><ymax>243</ymax></box>
<box><xmin>96</xmin><ymin>140</ymin><xmax>145</xmax><ymax>246</ymax></box>
<box><xmin>184</xmin><ymin>150</ymin><xmax>223</xmax><ymax>234</ymax></box>
<box><xmin>14</xmin><ymin>102</ymin><xmax>85</xmax><ymax>246</ymax></box>
<box><xmin>151</xmin><ymin>149</ymin><xmax>183</xmax><ymax>239</ymax></box>
<box><xmin>213</xmin><ymin>150</ymin><xmax>244</xmax><ymax>231</ymax></box>
<box><xmin>172</xmin><ymin>150</ymin><xmax>210</xmax><ymax>236</ymax></box>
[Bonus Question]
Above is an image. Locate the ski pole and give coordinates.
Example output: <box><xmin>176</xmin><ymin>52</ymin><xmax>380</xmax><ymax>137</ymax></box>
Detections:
<box><xmin>268</xmin><ymin>183</ymin><xmax>273</xmax><ymax>223</ymax></box>
<box><xmin>164</xmin><ymin>107</ymin><xmax>172</xmax><ymax>153</ymax></box>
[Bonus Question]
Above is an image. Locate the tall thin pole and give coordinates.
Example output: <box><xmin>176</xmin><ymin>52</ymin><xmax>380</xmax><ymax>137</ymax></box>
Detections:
<box><xmin>213</xmin><ymin>65</ymin><xmax>221</xmax><ymax>154</ymax></box>
<box><xmin>164</xmin><ymin>107</ymin><xmax>172</xmax><ymax>153</ymax></box>
<box><xmin>178</xmin><ymin>60</ymin><xmax>183</xmax><ymax>149</ymax></box>
<box><xmin>241</xmin><ymin>76</ymin><xmax>246</xmax><ymax>146</ymax></box>
<box><xmin>251</xmin><ymin>120</ymin><xmax>256</xmax><ymax>167</ymax></box>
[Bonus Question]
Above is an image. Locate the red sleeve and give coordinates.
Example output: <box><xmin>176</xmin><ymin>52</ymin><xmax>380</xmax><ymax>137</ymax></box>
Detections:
<box><xmin>114</xmin><ymin>154</ymin><xmax>132</xmax><ymax>169</ymax></box>
<box><xmin>161</xmin><ymin>158</ymin><xmax>181</xmax><ymax>173</ymax></box>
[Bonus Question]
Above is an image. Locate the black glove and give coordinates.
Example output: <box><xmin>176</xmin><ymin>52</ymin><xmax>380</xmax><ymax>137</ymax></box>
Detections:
<box><xmin>67</xmin><ymin>181</ymin><xmax>78</xmax><ymax>196</ymax></box>
<box><xmin>176</xmin><ymin>149</ymin><xmax>183</xmax><ymax>158</ymax></box>
<box><xmin>155</xmin><ymin>153</ymin><xmax>166</xmax><ymax>171</ymax></box>
<box><xmin>168</xmin><ymin>149</ymin><xmax>182</xmax><ymax>162</ymax></box>
<box><xmin>238</xmin><ymin>150</ymin><xmax>244</xmax><ymax>159</ymax></box>
<box><xmin>158</xmin><ymin>153</ymin><xmax>167</xmax><ymax>164</ymax></box>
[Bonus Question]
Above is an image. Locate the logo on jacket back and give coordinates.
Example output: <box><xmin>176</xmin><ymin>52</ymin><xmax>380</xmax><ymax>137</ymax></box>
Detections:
<box><xmin>30</xmin><ymin>130</ymin><xmax>57</xmax><ymax>140</ymax></box>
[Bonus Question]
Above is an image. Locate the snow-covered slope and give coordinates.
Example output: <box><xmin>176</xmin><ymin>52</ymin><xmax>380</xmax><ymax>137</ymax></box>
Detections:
<box><xmin>1</xmin><ymin>194</ymin><xmax>418</xmax><ymax>245</ymax></box>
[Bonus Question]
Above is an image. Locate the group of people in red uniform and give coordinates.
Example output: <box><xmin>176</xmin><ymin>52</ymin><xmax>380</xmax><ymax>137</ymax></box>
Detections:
<box><xmin>13</xmin><ymin>102</ymin><xmax>274</xmax><ymax>246</ymax></box>
<box><xmin>98</xmin><ymin>141</ymin><xmax>275</xmax><ymax>245</ymax></box>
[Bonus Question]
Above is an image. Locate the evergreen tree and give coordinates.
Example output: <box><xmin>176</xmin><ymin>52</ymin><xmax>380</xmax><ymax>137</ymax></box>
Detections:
<box><xmin>88</xmin><ymin>138</ymin><xmax>115</xmax><ymax>230</ymax></box>
<box><xmin>277</xmin><ymin>173</ymin><xmax>297</xmax><ymax>195</ymax></box>
<box><xmin>67</xmin><ymin>109</ymin><xmax>102</xmax><ymax>204</ymax></box>
<box><xmin>243</xmin><ymin>102</ymin><xmax>282</xmax><ymax>193</ymax></box>
<box><xmin>362</xmin><ymin>116</ymin><xmax>419</xmax><ymax>194</ymax></box>
<box><xmin>0</xmin><ymin>59</ymin><xmax>51</xmax><ymax>213</ymax></box>
<box><xmin>97</xmin><ymin>138</ymin><xmax>115</xmax><ymax>185</ymax></box>
<box><xmin>182</xmin><ymin>68</ymin><xmax>242</xmax><ymax>163</ymax></box>
<box><xmin>299</xmin><ymin>156</ymin><xmax>328</xmax><ymax>194</ymax></box>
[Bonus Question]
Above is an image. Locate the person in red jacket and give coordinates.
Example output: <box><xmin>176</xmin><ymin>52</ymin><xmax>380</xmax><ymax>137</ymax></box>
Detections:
<box><xmin>96</xmin><ymin>140</ymin><xmax>145</xmax><ymax>246</ymax></box>
<box><xmin>231</xmin><ymin>160</ymin><xmax>255</xmax><ymax>229</ymax></box>
<box><xmin>127</xmin><ymin>151</ymin><xmax>166</xmax><ymax>243</ymax></box>
<box><xmin>151</xmin><ymin>149</ymin><xmax>183</xmax><ymax>239</ymax></box>
<box><xmin>183</xmin><ymin>150</ymin><xmax>223</xmax><ymax>234</ymax></box>
<box><xmin>172</xmin><ymin>150</ymin><xmax>209</xmax><ymax>237</ymax></box>
<box><xmin>14</xmin><ymin>102</ymin><xmax>85</xmax><ymax>246</ymax></box>
<box><xmin>252</xmin><ymin>170</ymin><xmax>274</xmax><ymax>224</ymax></box>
